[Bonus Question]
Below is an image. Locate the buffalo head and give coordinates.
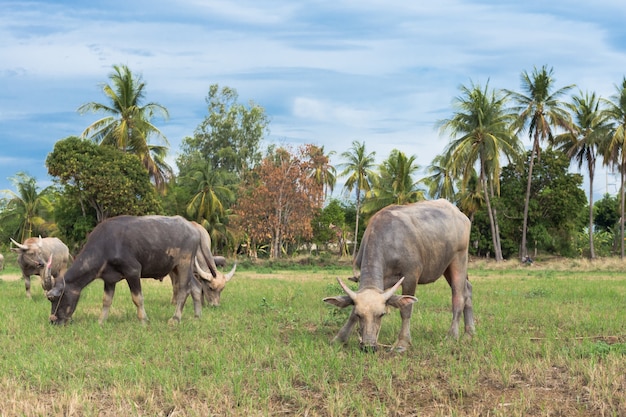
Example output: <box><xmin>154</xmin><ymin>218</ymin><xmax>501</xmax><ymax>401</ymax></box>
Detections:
<box><xmin>194</xmin><ymin>258</ymin><xmax>236</xmax><ymax>306</ymax></box>
<box><xmin>11</xmin><ymin>236</ymin><xmax>46</xmax><ymax>270</ymax></box>
<box><xmin>46</xmin><ymin>278</ymin><xmax>80</xmax><ymax>325</ymax></box>
<box><xmin>323</xmin><ymin>277</ymin><xmax>417</xmax><ymax>352</ymax></box>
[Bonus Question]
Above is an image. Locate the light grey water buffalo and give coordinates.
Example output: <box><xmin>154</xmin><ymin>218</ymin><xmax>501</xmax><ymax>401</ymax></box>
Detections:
<box><xmin>0</xmin><ymin>252</ymin><xmax>4</xmax><ymax>270</ymax></box>
<box><xmin>323</xmin><ymin>199</ymin><xmax>475</xmax><ymax>352</ymax></box>
<box><xmin>46</xmin><ymin>215</ymin><xmax>221</xmax><ymax>325</ymax></box>
<box><xmin>10</xmin><ymin>236</ymin><xmax>70</xmax><ymax>298</ymax></box>
<box><xmin>171</xmin><ymin>222</ymin><xmax>236</xmax><ymax>309</ymax></box>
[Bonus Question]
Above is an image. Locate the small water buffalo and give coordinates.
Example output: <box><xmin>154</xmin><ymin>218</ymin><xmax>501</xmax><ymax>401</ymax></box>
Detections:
<box><xmin>324</xmin><ymin>199</ymin><xmax>474</xmax><ymax>352</ymax></box>
<box><xmin>10</xmin><ymin>236</ymin><xmax>70</xmax><ymax>298</ymax></box>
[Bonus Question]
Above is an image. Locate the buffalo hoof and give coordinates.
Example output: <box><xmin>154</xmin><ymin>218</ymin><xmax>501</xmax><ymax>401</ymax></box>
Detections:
<box><xmin>167</xmin><ymin>317</ymin><xmax>181</xmax><ymax>326</ymax></box>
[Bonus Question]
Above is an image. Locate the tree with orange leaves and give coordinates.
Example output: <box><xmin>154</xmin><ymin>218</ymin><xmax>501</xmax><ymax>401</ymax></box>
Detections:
<box><xmin>233</xmin><ymin>145</ymin><xmax>324</xmax><ymax>258</ymax></box>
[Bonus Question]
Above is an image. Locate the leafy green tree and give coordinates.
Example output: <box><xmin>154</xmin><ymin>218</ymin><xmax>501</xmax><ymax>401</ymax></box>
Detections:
<box><xmin>337</xmin><ymin>140</ymin><xmax>376</xmax><ymax>259</ymax></box>
<box><xmin>594</xmin><ymin>193</ymin><xmax>619</xmax><ymax>233</ymax></box>
<box><xmin>0</xmin><ymin>172</ymin><xmax>54</xmax><ymax>242</ymax></box>
<box><xmin>46</xmin><ymin>136</ymin><xmax>162</xmax><ymax>223</ymax></box>
<box><xmin>179</xmin><ymin>84</ymin><xmax>268</xmax><ymax>179</ymax></box>
<box><xmin>554</xmin><ymin>91</ymin><xmax>612</xmax><ymax>258</ymax></box>
<box><xmin>506</xmin><ymin>65</ymin><xmax>575</xmax><ymax>260</ymax></box>
<box><xmin>311</xmin><ymin>199</ymin><xmax>349</xmax><ymax>257</ymax></box>
<box><xmin>438</xmin><ymin>80</ymin><xmax>521</xmax><ymax>261</ymax></box>
<box><xmin>362</xmin><ymin>149</ymin><xmax>424</xmax><ymax>215</ymax></box>
<box><xmin>498</xmin><ymin>149</ymin><xmax>586</xmax><ymax>257</ymax></box>
<box><xmin>78</xmin><ymin>64</ymin><xmax>172</xmax><ymax>193</ymax></box>
<box><xmin>602</xmin><ymin>77</ymin><xmax>626</xmax><ymax>259</ymax></box>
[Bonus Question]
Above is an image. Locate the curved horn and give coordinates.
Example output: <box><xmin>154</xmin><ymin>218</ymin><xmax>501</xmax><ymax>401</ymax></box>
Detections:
<box><xmin>382</xmin><ymin>277</ymin><xmax>405</xmax><ymax>301</ymax></box>
<box><xmin>38</xmin><ymin>235</ymin><xmax>44</xmax><ymax>248</ymax></box>
<box><xmin>194</xmin><ymin>257</ymin><xmax>214</xmax><ymax>282</ymax></box>
<box><xmin>225</xmin><ymin>263</ymin><xmax>237</xmax><ymax>282</ymax></box>
<box><xmin>10</xmin><ymin>238</ymin><xmax>28</xmax><ymax>250</ymax></box>
<box><xmin>337</xmin><ymin>277</ymin><xmax>357</xmax><ymax>300</ymax></box>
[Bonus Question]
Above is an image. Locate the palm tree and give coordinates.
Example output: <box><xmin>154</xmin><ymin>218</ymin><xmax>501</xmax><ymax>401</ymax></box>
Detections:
<box><xmin>602</xmin><ymin>77</ymin><xmax>626</xmax><ymax>259</ymax></box>
<box><xmin>1</xmin><ymin>172</ymin><xmax>52</xmax><ymax>242</ymax></box>
<box><xmin>362</xmin><ymin>149</ymin><xmax>424</xmax><ymax>214</ymax></box>
<box><xmin>78</xmin><ymin>64</ymin><xmax>172</xmax><ymax>193</ymax></box>
<box><xmin>554</xmin><ymin>91</ymin><xmax>612</xmax><ymax>259</ymax></box>
<box><xmin>438</xmin><ymin>80</ymin><xmax>522</xmax><ymax>261</ymax></box>
<box><xmin>337</xmin><ymin>140</ymin><xmax>376</xmax><ymax>259</ymax></box>
<box><xmin>422</xmin><ymin>153</ymin><xmax>457</xmax><ymax>200</ymax></box>
<box><xmin>304</xmin><ymin>144</ymin><xmax>336</xmax><ymax>201</ymax></box>
<box><xmin>186</xmin><ymin>161</ymin><xmax>234</xmax><ymax>230</ymax></box>
<box><xmin>506</xmin><ymin>65</ymin><xmax>575</xmax><ymax>260</ymax></box>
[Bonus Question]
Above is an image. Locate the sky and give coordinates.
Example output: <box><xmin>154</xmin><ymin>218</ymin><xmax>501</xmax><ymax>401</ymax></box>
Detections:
<box><xmin>2</xmin><ymin>0</ymin><xmax>626</xmax><ymax>202</ymax></box>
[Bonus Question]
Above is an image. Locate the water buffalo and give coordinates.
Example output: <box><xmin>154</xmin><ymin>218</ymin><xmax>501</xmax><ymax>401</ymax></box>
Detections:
<box><xmin>323</xmin><ymin>199</ymin><xmax>475</xmax><ymax>352</ymax></box>
<box><xmin>10</xmin><ymin>236</ymin><xmax>70</xmax><ymax>298</ymax></box>
<box><xmin>171</xmin><ymin>222</ymin><xmax>236</xmax><ymax>309</ymax></box>
<box><xmin>0</xmin><ymin>252</ymin><xmax>4</xmax><ymax>270</ymax></box>
<box><xmin>46</xmin><ymin>215</ymin><xmax>218</xmax><ymax>325</ymax></box>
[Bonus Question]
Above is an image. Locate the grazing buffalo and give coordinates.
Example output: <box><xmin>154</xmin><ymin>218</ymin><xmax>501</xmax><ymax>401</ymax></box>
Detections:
<box><xmin>171</xmin><ymin>222</ymin><xmax>236</xmax><ymax>310</ymax></box>
<box><xmin>324</xmin><ymin>199</ymin><xmax>474</xmax><ymax>352</ymax></box>
<box><xmin>46</xmin><ymin>215</ymin><xmax>218</xmax><ymax>325</ymax></box>
<box><xmin>10</xmin><ymin>236</ymin><xmax>70</xmax><ymax>298</ymax></box>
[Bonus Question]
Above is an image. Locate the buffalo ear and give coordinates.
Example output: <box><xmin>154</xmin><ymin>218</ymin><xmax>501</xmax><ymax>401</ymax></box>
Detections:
<box><xmin>387</xmin><ymin>295</ymin><xmax>417</xmax><ymax>309</ymax></box>
<box><xmin>323</xmin><ymin>295</ymin><xmax>353</xmax><ymax>308</ymax></box>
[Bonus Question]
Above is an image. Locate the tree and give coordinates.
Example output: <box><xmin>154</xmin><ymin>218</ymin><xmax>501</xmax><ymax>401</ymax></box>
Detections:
<box><xmin>232</xmin><ymin>146</ymin><xmax>323</xmax><ymax>259</ymax></box>
<box><xmin>362</xmin><ymin>149</ymin><xmax>424</xmax><ymax>215</ymax></box>
<box><xmin>46</xmin><ymin>136</ymin><xmax>162</xmax><ymax>223</ymax></box>
<box><xmin>423</xmin><ymin>153</ymin><xmax>458</xmax><ymax>200</ymax></box>
<box><xmin>311</xmin><ymin>199</ymin><xmax>349</xmax><ymax>257</ymax></box>
<box><xmin>78</xmin><ymin>64</ymin><xmax>172</xmax><ymax>193</ymax></box>
<box><xmin>498</xmin><ymin>149</ymin><xmax>586</xmax><ymax>257</ymax></box>
<box><xmin>304</xmin><ymin>144</ymin><xmax>336</xmax><ymax>202</ymax></box>
<box><xmin>554</xmin><ymin>91</ymin><xmax>612</xmax><ymax>259</ymax></box>
<box><xmin>179</xmin><ymin>84</ymin><xmax>268</xmax><ymax>178</ymax></box>
<box><xmin>438</xmin><ymin>80</ymin><xmax>522</xmax><ymax>261</ymax></box>
<box><xmin>602</xmin><ymin>77</ymin><xmax>626</xmax><ymax>259</ymax></box>
<box><xmin>506</xmin><ymin>65</ymin><xmax>575</xmax><ymax>260</ymax></box>
<box><xmin>337</xmin><ymin>141</ymin><xmax>376</xmax><ymax>259</ymax></box>
<box><xmin>0</xmin><ymin>172</ymin><xmax>54</xmax><ymax>242</ymax></box>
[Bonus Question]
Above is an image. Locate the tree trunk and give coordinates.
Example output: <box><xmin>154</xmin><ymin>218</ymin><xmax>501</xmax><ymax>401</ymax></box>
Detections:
<box><xmin>588</xmin><ymin>165</ymin><xmax>595</xmax><ymax>259</ymax></box>
<box><xmin>521</xmin><ymin>141</ymin><xmax>538</xmax><ymax>261</ymax></box>
<box><xmin>481</xmin><ymin>169</ymin><xmax>502</xmax><ymax>262</ymax></box>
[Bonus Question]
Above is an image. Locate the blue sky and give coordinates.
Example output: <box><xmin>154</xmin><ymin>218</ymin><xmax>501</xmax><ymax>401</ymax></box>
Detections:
<box><xmin>2</xmin><ymin>0</ymin><xmax>626</xmax><ymax>200</ymax></box>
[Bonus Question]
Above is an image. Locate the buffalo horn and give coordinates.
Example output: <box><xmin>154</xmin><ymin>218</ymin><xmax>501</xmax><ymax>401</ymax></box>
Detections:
<box><xmin>10</xmin><ymin>238</ymin><xmax>27</xmax><ymax>250</ymax></box>
<box><xmin>194</xmin><ymin>257</ymin><xmax>214</xmax><ymax>282</ymax></box>
<box><xmin>225</xmin><ymin>264</ymin><xmax>236</xmax><ymax>282</ymax></box>
<box><xmin>337</xmin><ymin>277</ymin><xmax>357</xmax><ymax>300</ymax></box>
<box><xmin>382</xmin><ymin>277</ymin><xmax>405</xmax><ymax>301</ymax></box>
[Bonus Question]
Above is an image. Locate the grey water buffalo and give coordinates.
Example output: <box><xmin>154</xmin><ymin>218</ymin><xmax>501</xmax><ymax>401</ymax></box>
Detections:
<box><xmin>10</xmin><ymin>236</ymin><xmax>70</xmax><ymax>298</ymax></box>
<box><xmin>171</xmin><ymin>222</ymin><xmax>236</xmax><ymax>309</ymax></box>
<box><xmin>46</xmin><ymin>215</ymin><xmax>218</xmax><ymax>325</ymax></box>
<box><xmin>323</xmin><ymin>199</ymin><xmax>474</xmax><ymax>352</ymax></box>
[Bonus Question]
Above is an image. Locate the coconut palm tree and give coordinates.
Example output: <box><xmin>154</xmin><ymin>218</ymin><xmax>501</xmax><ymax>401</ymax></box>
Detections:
<box><xmin>337</xmin><ymin>140</ymin><xmax>376</xmax><ymax>259</ymax></box>
<box><xmin>361</xmin><ymin>149</ymin><xmax>424</xmax><ymax>215</ymax></box>
<box><xmin>78</xmin><ymin>64</ymin><xmax>172</xmax><ymax>193</ymax></box>
<box><xmin>554</xmin><ymin>91</ymin><xmax>612</xmax><ymax>259</ymax></box>
<box><xmin>506</xmin><ymin>65</ymin><xmax>575</xmax><ymax>260</ymax></box>
<box><xmin>304</xmin><ymin>144</ymin><xmax>336</xmax><ymax>201</ymax></box>
<box><xmin>186</xmin><ymin>161</ymin><xmax>234</xmax><ymax>229</ymax></box>
<box><xmin>438</xmin><ymin>80</ymin><xmax>522</xmax><ymax>261</ymax></box>
<box><xmin>422</xmin><ymin>153</ymin><xmax>458</xmax><ymax>200</ymax></box>
<box><xmin>602</xmin><ymin>77</ymin><xmax>626</xmax><ymax>259</ymax></box>
<box><xmin>1</xmin><ymin>172</ymin><xmax>52</xmax><ymax>242</ymax></box>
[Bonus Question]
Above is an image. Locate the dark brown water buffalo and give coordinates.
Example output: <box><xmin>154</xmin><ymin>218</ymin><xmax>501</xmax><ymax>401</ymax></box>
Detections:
<box><xmin>10</xmin><ymin>236</ymin><xmax>70</xmax><ymax>298</ymax></box>
<box><xmin>46</xmin><ymin>215</ymin><xmax>218</xmax><ymax>325</ymax></box>
<box><xmin>171</xmin><ymin>222</ymin><xmax>236</xmax><ymax>309</ymax></box>
<box><xmin>324</xmin><ymin>199</ymin><xmax>474</xmax><ymax>352</ymax></box>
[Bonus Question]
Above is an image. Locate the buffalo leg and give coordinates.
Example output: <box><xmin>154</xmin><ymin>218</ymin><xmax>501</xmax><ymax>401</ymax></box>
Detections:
<box><xmin>126</xmin><ymin>278</ymin><xmax>148</xmax><ymax>324</ymax></box>
<box><xmin>463</xmin><ymin>278</ymin><xmax>475</xmax><ymax>335</ymax></box>
<box><xmin>24</xmin><ymin>275</ymin><xmax>32</xmax><ymax>299</ymax></box>
<box><xmin>169</xmin><ymin>266</ymin><xmax>191</xmax><ymax>324</ymax></box>
<box><xmin>394</xmin><ymin>278</ymin><xmax>417</xmax><ymax>352</ymax></box>
<box><xmin>332</xmin><ymin>310</ymin><xmax>359</xmax><ymax>345</ymax></box>
<box><xmin>445</xmin><ymin>270</ymin><xmax>467</xmax><ymax>339</ymax></box>
<box><xmin>99</xmin><ymin>281</ymin><xmax>116</xmax><ymax>324</ymax></box>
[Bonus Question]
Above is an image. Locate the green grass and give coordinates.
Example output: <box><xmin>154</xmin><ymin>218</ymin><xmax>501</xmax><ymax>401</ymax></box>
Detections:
<box><xmin>0</xmin><ymin>260</ymin><xmax>625</xmax><ymax>416</ymax></box>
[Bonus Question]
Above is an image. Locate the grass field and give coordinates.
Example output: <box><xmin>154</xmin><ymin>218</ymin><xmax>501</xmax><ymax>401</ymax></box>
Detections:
<box><xmin>0</xmin><ymin>255</ymin><xmax>625</xmax><ymax>416</ymax></box>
